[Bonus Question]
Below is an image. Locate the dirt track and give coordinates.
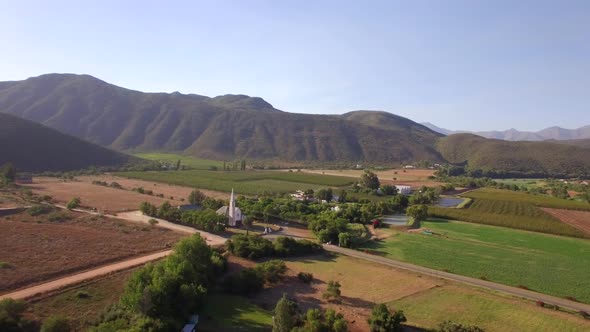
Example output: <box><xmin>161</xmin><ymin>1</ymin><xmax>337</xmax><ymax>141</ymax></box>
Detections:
<box><xmin>541</xmin><ymin>208</ymin><xmax>590</xmax><ymax>235</ymax></box>
<box><xmin>0</xmin><ymin>250</ymin><xmax>171</xmax><ymax>300</ymax></box>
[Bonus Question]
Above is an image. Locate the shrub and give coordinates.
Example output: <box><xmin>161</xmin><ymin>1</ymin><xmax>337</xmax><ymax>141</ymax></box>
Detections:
<box><xmin>41</xmin><ymin>316</ymin><xmax>71</xmax><ymax>332</ymax></box>
<box><xmin>338</xmin><ymin>232</ymin><xmax>352</xmax><ymax>248</ymax></box>
<box><xmin>110</xmin><ymin>182</ymin><xmax>123</xmax><ymax>189</ymax></box>
<box><xmin>227</xmin><ymin>234</ymin><xmax>274</xmax><ymax>260</ymax></box>
<box><xmin>437</xmin><ymin>321</ymin><xmax>485</xmax><ymax>332</ymax></box>
<box><xmin>368</xmin><ymin>303</ymin><xmax>406</xmax><ymax>332</ymax></box>
<box><xmin>0</xmin><ymin>298</ymin><xmax>34</xmax><ymax>331</ymax></box>
<box><xmin>323</xmin><ymin>280</ymin><xmax>341</xmax><ymax>301</ymax></box>
<box><xmin>66</xmin><ymin>197</ymin><xmax>81</xmax><ymax>210</ymax></box>
<box><xmin>47</xmin><ymin>211</ymin><xmax>71</xmax><ymax>222</ymax></box>
<box><xmin>255</xmin><ymin>260</ymin><xmax>287</xmax><ymax>284</ymax></box>
<box><xmin>297</xmin><ymin>272</ymin><xmax>313</xmax><ymax>284</ymax></box>
<box><xmin>273</xmin><ymin>237</ymin><xmax>322</xmax><ymax>257</ymax></box>
<box><xmin>148</xmin><ymin>218</ymin><xmax>159</xmax><ymax>226</ymax></box>
<box><xmin>75</xmin><ymin>291</ymin><xmax>91</xmax><ymax>299</ymax></box>
<box><xmin>27</xmin><ymin>205</ymin><xmax>53</xmax><ymax>216</ymax></box>
<box><xmin>0</xmin><ymin>262</ymin><xmax>13</xmax><ymax>269</ymax></box>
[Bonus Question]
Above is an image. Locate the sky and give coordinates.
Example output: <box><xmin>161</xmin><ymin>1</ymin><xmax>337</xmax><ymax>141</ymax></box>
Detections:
<box><xmin>1</xmin><ymin>0</ymin><xmax>589</xmax><ymax>131</ymax></box>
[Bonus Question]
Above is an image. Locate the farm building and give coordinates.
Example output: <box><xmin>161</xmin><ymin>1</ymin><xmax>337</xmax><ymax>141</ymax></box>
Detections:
<box><xmin>403</xmin><ymin>165</ymin><xmax>416</xmax><ymax>169</ymax></box>
<box><xmin>395</xmin><ymin>185</ymin><xmax>412</xmax><ymax>195</ymax></box>
<box><xmin>216</xmin><ymin>189</ymin><xmax>243</xmax><ymax>227</ymax></box>
<box><xmin>15</xmin><ymin>174</ymin><xmax>33</xmax><ymax>184</ymax></box>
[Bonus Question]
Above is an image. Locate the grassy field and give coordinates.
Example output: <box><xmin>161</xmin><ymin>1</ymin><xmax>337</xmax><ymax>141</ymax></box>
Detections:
<box><xmin>116</xmin><ymin>170</ymin><xmax>356</xmax><ymax>195</ymax></box>
<box><xmin>26</xmin><ymin>269</ymin><xmax>136</xmax><ymax>331</ymax></box>
<box><xmin>494</xmin><ymin>178</ymin><xmax>546</xmax><ymax>189</ymax></box>
<box><xmin>135</xmin><ymin>152</ymin><xmax>224</xmax><ymax>170</ymax></box>
<box><xmin>362</xmin><ymin>220</ymin><xmax>590</xmax><ymax>303</ymax></box>
<box><xmin>429</xmin><ymin>188</ymin><xmax>590</xmax><ymax>238</ymax></box>
<box><xmin>198</xmin><ymin>294</ymin><xmax>273</xmax><ymax>331</ymax></box>
<box><xmin>392</xmin><ymin>285</ymin><xmax>590</xmax><ymax>332</ymax></box>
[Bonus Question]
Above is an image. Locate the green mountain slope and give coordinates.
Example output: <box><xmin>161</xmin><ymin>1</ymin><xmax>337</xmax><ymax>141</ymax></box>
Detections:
<box><xmin>0</xmin><ymin>74</ymin><xmax>444</xmax><ymax>163</ymax></box>
<box><xmin>437</xmin><ymin>134</ymin><xmax>590</xmax><ymax>177</ymax></box>
<box><xmin>0</xmin><ymin>113</ymin><xmax>137</xmax><ymax>172</ymax></box>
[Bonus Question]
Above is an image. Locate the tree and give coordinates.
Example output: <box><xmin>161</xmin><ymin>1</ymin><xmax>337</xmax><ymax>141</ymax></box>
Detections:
<box><xmin>66</xmin><ymin>197</ymin><xmax>81</xmax><ymax>210</ymax></box>
<box><xmin>240</xmin><ymin>159</ymin><xmax>247</xmax><ymax>171</ymax></box>
<box><xmin>139</xmin><ymin>202</ymin><xmax>158</xmax><ymax>217</ymax></box>
<box><xmin>188</xmin><ymin>190</ymin><xmax>206</xmax><ymax>205</ymax></box>
<box><xmin>0</xmin><ymin>298</ymin><xmax>34</xmax><ymax>332</ymax></box>
<box><xmin>338</xmin><ymin>232</ymin><xmax>352</xmax><ymax>248</ymax></box>
<box><xmin>406</xmin><ymin>205</ymin><xmax>428</xmax><ymax>229</ymax></box>
<box><xmin>273</xmin><ymin>294</ymin><xmax>298</xmax><ymax>332</ymax></box>
<box><xmin>338</xmin><ymin>190</ymin><xmax>348</xmax><ymax>203</ymax></box>
<box><xmin>368</xmin><ymin>303</ymin><xmax>406</xmax><ymax>332</ymax></box>
<box><xmin>361</xmin><ymin>170</ymin><xmax>380</xmax><ymax>190</ymax></box>
<box><xmin>323</xmin><ymin>280</ymin><xmax>341</xmax><ymax>301</ymax></box>
<box><xmin>255</xmin><ymin>260</ymin><xmax>287</xmax><ymax>284</ymax></box>
<box><xmin>316</xmin><ymin>188</ymin><xmax>333</xmax><ymax>202</ymax></box>
<box><xmin>0</xmin><ymin>163</ymin><xmax>16</xmax><ymax>184</ymax></box>
<box><xmin>176</xmin><ymin>159</ymin><xmax>181</xmax><ymax>170</ymax></box>
<box><xmin>437</xmin><ymin>321</ymin><xmax>485</xmax><ymax>332</ymax></box>
<box><xmin>381</xmin><ymin>185</ymin><xmax>398</xmax><ymax>196</ymax></box>
<box><xmin>41</xmin><ymin>316</ymin><xmax>71</xmax><ymax>332</ymax></box>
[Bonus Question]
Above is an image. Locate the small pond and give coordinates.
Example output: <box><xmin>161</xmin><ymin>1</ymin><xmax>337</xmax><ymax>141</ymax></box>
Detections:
<box><xmin>436</xmin><ymin>197</ymin><xmax>465</xmax><ymax>207</ymax></box>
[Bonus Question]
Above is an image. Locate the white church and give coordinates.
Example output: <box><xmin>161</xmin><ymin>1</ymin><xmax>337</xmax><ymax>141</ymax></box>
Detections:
<box><xmin>216</xmin><ymin>189</ymin><xmax>243</xmax><ymax>227</ymax></box>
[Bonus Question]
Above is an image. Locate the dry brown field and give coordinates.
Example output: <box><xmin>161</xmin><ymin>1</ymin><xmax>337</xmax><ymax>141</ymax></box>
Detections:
<box><xmin>541</xmin><ymin>208</ymin><xmax>590</xmax><ymax>235</ymax></box>
<box><xmin>0</xmin><ymin>210</ymin><xmax>184</xmax><ymax>293</ymax></box>
<box><xmin>24</xmin><ymin>177</ymin><xmax>190</xmax><ymax>213</ymax></box>
<box><xmin>300</xmin><ymin>168</ymin><xmax>442</xmax><ymax>187</ymax></box>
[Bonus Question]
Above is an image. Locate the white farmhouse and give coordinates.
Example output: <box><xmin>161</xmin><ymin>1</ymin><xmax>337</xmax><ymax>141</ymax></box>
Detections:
<box><xmin>395</xmin><ymin>185</ymin><xmax>412</xmax><ymax>195</ymax></box>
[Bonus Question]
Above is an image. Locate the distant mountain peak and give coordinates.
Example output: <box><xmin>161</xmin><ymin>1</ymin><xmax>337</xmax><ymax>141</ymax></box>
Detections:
<box><xmin>422</xmin><ymin>122</ymin><xmax>590</xmax><ymax>141</ymax></box>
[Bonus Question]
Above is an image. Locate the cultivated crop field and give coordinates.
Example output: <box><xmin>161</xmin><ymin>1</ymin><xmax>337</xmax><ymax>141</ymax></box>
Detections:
<box><xmin>464</xmin><ymin>188</ymin><xmax>590</xmax><ymax>211</ymax></box>
<box><xmin>541</xmin><ymin>208</ymin><xmax>590</xmax><ymax>235</ymax></box>
<box><xmin>116</xmin><ymin>170</ymin><xmax>356</xmax><ymax>195</ymax></box>
<box><xmin>429</xmin><ymin>188</ymin><xmax>590</xmax><ymax>237</ymax></box>
<box><xmin>362</xmin><ymin>220</ymin><xmax>590</xmax><ymax>303</ymax></box>
<box><xmin>135</xmin><ymin>153</ymin><xmax>225</xmax><ymax>170</ymax></box>
<box><xmin>0</xmin><ymin>210</ymin><xmax>183</xmax><ymax>293</ymax></box>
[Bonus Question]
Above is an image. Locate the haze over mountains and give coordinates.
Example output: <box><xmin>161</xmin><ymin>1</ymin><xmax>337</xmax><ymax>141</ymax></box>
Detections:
<box><xmin>1</xmin><ymin>73</ymin><xmax>590</xmax><ymax>177</ymax></box>
<box><xmin>422</xmin><ymin>122</ymin><xmax>590</xmax><ymax>141</ymax></box>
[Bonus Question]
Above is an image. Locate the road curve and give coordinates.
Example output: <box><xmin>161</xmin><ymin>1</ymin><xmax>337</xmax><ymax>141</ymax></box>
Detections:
<box><xmin>0</xmin><ymin>250</ymin><xmax>172</xmax><ymax>301</ymax></box>
<box><xmin>323</xmin><ymin>245</ymin><xmax>590</xmax><ymax>313</ymax></box>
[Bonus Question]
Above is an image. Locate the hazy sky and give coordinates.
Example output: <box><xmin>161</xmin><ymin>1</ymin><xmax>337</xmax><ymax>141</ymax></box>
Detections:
<box><xmin>1</xmin><ymin>0</ymin><xmax>589</xmax><ymax>131</ymax></box>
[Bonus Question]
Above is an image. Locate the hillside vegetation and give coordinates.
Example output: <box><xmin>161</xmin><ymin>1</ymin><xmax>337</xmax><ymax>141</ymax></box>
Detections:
<box><xmin>0</xmin><ymin>74</ymin><xmax>443</xmax><ymax>163</ymax></box>
<box><xmin>437</xmin><ymin>134</ymin><xmax>590</xmax><ymax>177</ymax></box>
<box><xmin>0</xmin><ymin>113</ymin><xmax>137</xmax><ymax>172</ymax></box>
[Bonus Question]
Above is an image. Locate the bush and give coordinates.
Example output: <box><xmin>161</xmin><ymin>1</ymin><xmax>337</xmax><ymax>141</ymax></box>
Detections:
<box><xmin>227</xmin><ymin>234</ymin><xmax>274</xmax><ymax>259</ymax></box>
<box><xmin>273</xmin><ymin>237</ymin><xmax>322</xmax><ymax>257</ymax></box>
<box><xmin>297</xmin><ymin>272</ymin><xmax>313</xmax><ymax>284</ymax></box>
<box><xmin>27</xmin><ymin>205</ymin><xmax>53</xmax><ymax>216</ymax></box>
<box><xmin>0</xmin><ymin>298</ymin><xmax>34</xmax><ymax>331</ymax></box>
<box><xmin>437</xmin><ymin>321</ymin><xmax>485</xmax><ymax>332</ymax></box>
<box><xmin>75</xmin><ymin>290</ymin><xmax>91</xmax><ymax>299</ymax></box>
<box><xmin>368</xmin><ymin>303</ymin><xmax>406</xmax><ymax>332</ymax></box>
<box><xmin>322</xmin><ymin>280</ymin><xmax>341</xmax><ymax>301</ymax></box>
<box><xmin>66</xmin><ymin>197</ymin><xmax>81</xmax><ymax>210</ymax></box>
<box><xmin>148</xmin><ymin>219</ymin><xmax>159</xmax><ymax>226</ymax></box>
<box><xmin>41</xmin><ymin>316</ymin><xmax>71</xmax><ymax>332</ymax></box>
<box><xmin>338</xmin><ymin>232</ymin><xmax>352</xmax><ymax>248</ymax></box>
<box><xmin>47</xmin><ymin>211</ymin><xmax>71</xmax><ymax>222</ymax></box>
<box><xmin>0</xmin><ymin>262</ymin><xmax>13</xmax><ymax>269</ymax></box>
<box><xmin>255</xmin><ymin>260</ymin><xmax>287</xmax><ymax>284</ymax></box>
<box><xmin>110</xmin><ymin>182</ymin><xmax>123</xmax><ymax>189</ymax></box>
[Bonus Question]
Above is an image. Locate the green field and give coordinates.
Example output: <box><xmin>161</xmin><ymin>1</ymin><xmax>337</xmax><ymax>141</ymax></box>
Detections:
<box><xmin>362</xmin><ymin>220</ymin><xmax>590</xmax><ymax>303</ymax></box>
<box><xmin>392</xmin><ymin>286</ymin><xmax>590</xmax><ymax>332</ymax></box>
<box><xmin>116</xmin><ymin>169</ymin><xmax>355</xmax><ymax>195</ymax></box>
<box><xmin>429</xmin><ymin>188</ymin><xmax>590</xmax><ymax>238</ymax></box>
<box><xmin>135</xmin><ymin>153</ymin><xmax>224</xmax><ymax>170</ymax></box>
<box><xmin>464</xmin><ymin>188</ymin><xmax>590</xmax><ymax>211</ymax></box>
<box><xmin>198</xmin><ymin>294</ymin><xmax>272</xmax><ymax>331</ymax></box>
<box><xmin>494</xmin><ymin>178</ymin><xmax>546</xmax><ymax>189</ymax></box>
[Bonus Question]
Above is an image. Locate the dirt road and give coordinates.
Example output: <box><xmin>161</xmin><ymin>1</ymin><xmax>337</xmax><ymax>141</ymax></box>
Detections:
<box><xmin>0</xmin><ymin>250</ymin><xmax>171</xmax><ymax>300</ymax></box>
<box><xmin>324</xmin><ymin>245</ymin><xmax>590</xmax><ymax>313</ymax></box>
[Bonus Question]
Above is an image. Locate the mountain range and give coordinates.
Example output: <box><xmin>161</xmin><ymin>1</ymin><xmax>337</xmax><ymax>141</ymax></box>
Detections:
<box><xmin>0</xmin><ymin>73</ymin><xmax>589</xmax><ymax>177</ymax></box>
<box><xmin>422</xmin><ymin>122</ymin><xmax>590</xmax><ymax>141</ymax></box>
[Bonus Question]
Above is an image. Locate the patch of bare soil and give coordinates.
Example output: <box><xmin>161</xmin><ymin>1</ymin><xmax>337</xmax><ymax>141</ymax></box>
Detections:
<box><xmin>0</xmin><ymin>211</ymin><xmax>184</xmax><ymax>293</ymax></box>
<box><xmin>541</xmin><ymin>208</ymin><xmax>590</xmax><ymax>235</ymax></box>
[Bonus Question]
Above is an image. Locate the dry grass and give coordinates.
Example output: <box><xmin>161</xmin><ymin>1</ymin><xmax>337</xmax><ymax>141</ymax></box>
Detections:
<box><xmin>0</xmin><ymin>211</ymin><xmax>184</xmax><ymax>293</ymax></box>
<box><xmin>23</xmin><ymin>176</ymin><xmax>188</xmax><ymax>213</ymax></box>
<box><xmin>299</xmin><ymin>168</ymin><xmax>441</xmax><ymax>187</ymax></box>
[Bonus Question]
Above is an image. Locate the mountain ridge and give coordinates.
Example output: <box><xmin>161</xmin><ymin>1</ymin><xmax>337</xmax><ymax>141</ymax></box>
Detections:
<box><xmin>422</xmin><ymin>122</ymin><xmax>590</xmax><ymax>141</ymax></box>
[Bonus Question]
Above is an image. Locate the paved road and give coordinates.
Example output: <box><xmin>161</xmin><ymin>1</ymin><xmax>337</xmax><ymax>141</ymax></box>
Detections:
<box><xmin>0</xmin><ymin>250</ymin><xmax>171</xmax><ymax>300</ymax></box>
<box><xmin>323</xmin><ymin>245</ymin><xmax>590</xmax><ymax>313</ymax></box>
